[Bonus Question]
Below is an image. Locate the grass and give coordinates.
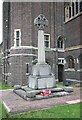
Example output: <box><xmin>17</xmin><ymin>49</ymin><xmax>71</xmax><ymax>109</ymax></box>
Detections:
<box><xmin>0</xmin><ymin>80</ymin><xmax>14</xmax><ymax>90</ymax></box>
<box><xmin>0</xmin><ymin>101</ymin><xmax>9</xmax><ymax>119</ymax></box>
<box><xmin>0</xmin><ymin>100</ymin><xmax>81</xmax><ymax>119</ymax></box>
<box><xmin>56</xmin><ymin>82</ymin><xmax>64</xmax><ymax>87</ymax></box>
<box><xmin>10</xmin><ymin>103</ymin><xmax>81</xmax><ymax>118</ymax></box>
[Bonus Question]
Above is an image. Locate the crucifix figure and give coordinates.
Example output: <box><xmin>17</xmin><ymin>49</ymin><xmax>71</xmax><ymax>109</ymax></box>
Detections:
<box><xmin>34</xmin><ymin>14</ymin><xmax>48</xmax><ymax>63</ymax></box>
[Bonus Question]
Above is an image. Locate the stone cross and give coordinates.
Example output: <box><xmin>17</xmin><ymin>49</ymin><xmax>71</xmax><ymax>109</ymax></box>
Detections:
<box><xmin>34</xmin><ymin>14</ymin><xmax>48</xmax><ymax>63</ymax></box>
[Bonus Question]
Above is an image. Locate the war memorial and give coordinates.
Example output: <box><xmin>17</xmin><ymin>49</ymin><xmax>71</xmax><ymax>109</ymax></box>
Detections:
<box><xmin>14</xmin><ymin>14</ymin><xmax>73</xmax><ymax>101</ymax></box>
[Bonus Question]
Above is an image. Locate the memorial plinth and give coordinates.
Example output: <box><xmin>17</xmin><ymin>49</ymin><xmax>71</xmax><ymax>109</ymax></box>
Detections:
<box><xmin>28</xmin><ymin>14</ymin><xmax>56</xmax><ymax>89</ymax></box>
<box><xmin>29</xmin><ymin>63</ymin><xmax>55</xmax><ymax>89</ymax></box>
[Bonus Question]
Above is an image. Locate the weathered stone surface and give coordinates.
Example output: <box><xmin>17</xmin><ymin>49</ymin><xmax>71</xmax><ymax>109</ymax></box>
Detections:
<box><xmin>14</xmin><ymin>86</ymin><xmax>72</xmax><ymax>101</ymax></box>
<box><xmin>29</xmin><ymin>63</ymin><xmax>56</xmax><ymax>89</ymax></box>
<box><xmin>63</xmin><ymin>87</ymin><xmax>73</xmax><ymax>92</ymax></box>
<box><xmin>14</xmin><ymin>85</ymin><xmax>21</xmax><ymax>90</ymax></box>
<box><xmin>26</xmin><ymin>91</ymin><xmax>36</xmax><ymax>98</ymax></box>
<box><xmin>52</xmin><ymin>91</ymin><xmax>69</xmax><ymax>97</ymax></box>
<box><xmin>13</xmin><ymin>89</ymin><xmax>27</xmax><ymax>99</ymax></box>
<box><xmin>50</xmin><ymin>87</ymin><xmax>63</xmax><ymax>92</ymax></box>
<box><xmin>21</xmin><ymin>86</ymin><xmax>33</xmax><ymax>91</ymax></box>
<box><xmin>32</xmin><ymin>63</ymin><xmax>51</xmax><ymax>76</ymax></box>
<box><xmin>29</xmin><ymin>74</ymin><xmax>55</xmax><ymax>89</ymax></box>
<box><xmin>34</xmin><ymin>14</ymin><xmax>48</xmax><ymax>30</ymax></box>
<box><xmin>35</xmin><ymin>91</ymin><xmax>69</xmax><ymax>100</ymax></box>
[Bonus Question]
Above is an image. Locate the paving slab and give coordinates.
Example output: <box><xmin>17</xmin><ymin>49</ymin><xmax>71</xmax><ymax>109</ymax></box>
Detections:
<box><xmin>0</xmin><ymin>87</ymin><xmax>81</xmax><ymax>114</ymax></box>
<box><xmin>66</xmin><ymin>99</ymin><xmax>82</xmax><ymax>104</ymax></box>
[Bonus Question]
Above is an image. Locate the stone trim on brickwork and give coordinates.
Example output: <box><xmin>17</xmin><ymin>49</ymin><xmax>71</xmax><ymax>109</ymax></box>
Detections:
<box><xmin>58</xmin><ymin>58</ymin><xmax>65</xmax><ymax>65</ymax></box>
<box><xmin>64</xmin><ymin>1</ymin><xmax>82</xmax><ymax>23</ymax></box>
<box><xmin>10</xmin><ymin>46</ymin><xmax>38</xmax><ymax>50</ymax></box>
<box><xmin>64</xmin><ymin>12</ymin><xmax>82</xmax><ymax>23</ymax></box>
<box><xmin>65</xmin><ymin>45</ymin><xmax>82</xmax><ymax>51</ymax></box>
<box><xmin>2</xmin><ymin>73</ymin><xmax>11</xmax><ymax>76</ymax></box>
<box><xmin>10</xmin><ymin>46</ymin><xmax>65</xmax><ymax>52</ymax></box>
<box><xmin>77</xmin><ymin>69</ymin><xmax>82</xmax><ymax>72</ymax></box>
<box><xmin>9</xmin><ymin>53</ymin><xmax>37</xmax><ymax>57</ymax></box>
<box><xmin>64</xmin><ymin>68</ymin><xmax>75</xmax><ymax>71</ymax></box>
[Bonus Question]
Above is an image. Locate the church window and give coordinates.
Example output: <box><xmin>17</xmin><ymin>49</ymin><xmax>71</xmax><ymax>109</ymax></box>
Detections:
<box><xmin>68</xmin><ymin>58</ymin><xmax>75</xmax><ymax>69</ymax></box>
<box><xmin>57</xmin><ymin>36</ymin><xmax>64</xmax><ymax>49</ymax></box>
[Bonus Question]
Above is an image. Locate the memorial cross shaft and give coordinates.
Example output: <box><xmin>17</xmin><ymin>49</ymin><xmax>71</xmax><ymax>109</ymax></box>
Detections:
<box><xmin>34</xmin><ymin>14</ymin><xmax>48</xmax><ymax>63</ymax></box>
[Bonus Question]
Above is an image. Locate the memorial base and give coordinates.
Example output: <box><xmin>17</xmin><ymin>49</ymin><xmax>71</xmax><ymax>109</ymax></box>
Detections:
<box><xmin>28</xmin><ymin>63</ymin><xmax>56</xmax><ymax>89</ymax></box>
<box><xmin>13</xmin><ymin>86</ymin><xmax>73</xmax><ymax>101</ymax></box>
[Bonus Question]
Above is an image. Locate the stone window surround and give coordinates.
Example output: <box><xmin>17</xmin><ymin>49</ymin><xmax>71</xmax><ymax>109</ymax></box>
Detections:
<box><xmin>2</xmin><ymin>72</ymin><xmax>11</xmax><ymax>76</ymax></box>
<box><xmin>66</xmin><ymin>55</ymin><xmax>75</xmax><ymax>69</ymax></box>
<box><xmin>14</xmin><ymin>29</ymin><xmax>21</xmax><ymax>47</ymax></box>
<box><xmin>64</xmin><ymin>68</ymin><xmax>75</xmax><ymax>71</ymax></box>
<box><xmin>58</xmin><ymin>58</ymin><xmax>65</xmax><ymax>65</ymax></box>
<box><xmin>64</xmin><ymin>0</ymin><xmax>81</xmax><ymax>23</ymax></box>
<box><xmin>65</xmin><ymin>68</ymin><xmax>82</xmax><ymax>72</ymax></box>
<box><xmin>57</xmin><ymin>40</ymin><xmax>64</xmax><ymax>50</ymax></box>
<box><xmin>77</xmin><ymin>69</ymin><xmax>82</xmax><ymax>71</ymax></box>
<box><xmin>26</xmin><ymin>63</ymin><xmax>29</xmax><ymax>74</ymax></box>
<box><xmin>44</xmin><ymin>33</ymin><xmax>50</xmax><ymax>48</ymax></box>
<box><xmin>57</xmin><ymin>36</ymin><xmax>65</xmax><ymax>51</ymax></box>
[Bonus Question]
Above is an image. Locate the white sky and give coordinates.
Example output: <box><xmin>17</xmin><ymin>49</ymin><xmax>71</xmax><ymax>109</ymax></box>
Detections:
<box><xmin>0</xmin><ymin>0</ymin><xmax>2</xmax><ymax>44</ymax></box>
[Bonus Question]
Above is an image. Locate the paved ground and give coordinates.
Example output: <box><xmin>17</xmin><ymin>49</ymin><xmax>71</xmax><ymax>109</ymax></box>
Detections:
<box><xmin>0</xmin><ymin>87</ymin><xmax>82</xmax><ymax>114</ymax></box>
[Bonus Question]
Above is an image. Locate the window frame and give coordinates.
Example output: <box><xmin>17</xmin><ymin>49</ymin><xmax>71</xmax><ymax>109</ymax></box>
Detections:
<box><xmin>58</xmin><ymin>58</ymin><xmax>65</xmax><ymax>65</ymax></box>
<box><xmin>68</xmin><ymin>58</ymin><xmax>75</xmax><ymax>69</ymax></box>
<box><xmin>26</xmin><ymin>63</ymin><xmax>29</xmax><ymax>73</ymax></box>
<box><xmin>44</xmin><ymin>33</ymin><xmax>50</xmax><ymax>48</ymax></box>
<box><xmin>64</xmin><ymin>0</ymin><xmax>81</xmax><ymax>22</ymax></box>
<box><xmin>57</xmin><ymin>36</ymin><xmax>64</xmax><ymax>50</ymax></box>
<box><xmin>14</xmin><ymin>29</ymin><xmax>21</xmax><ymax>47</ymax></box>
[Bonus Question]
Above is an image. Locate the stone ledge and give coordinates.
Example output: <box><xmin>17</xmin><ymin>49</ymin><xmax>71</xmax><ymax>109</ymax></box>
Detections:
<box><xmin>13</xmin><ymin>86</ymin><xmax>73</xmax><ymax>101</ymax></box>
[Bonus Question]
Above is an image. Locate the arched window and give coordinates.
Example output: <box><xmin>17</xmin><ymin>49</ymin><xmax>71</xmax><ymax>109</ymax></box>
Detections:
<box><xmin>78</xmin><ymin>54</ymin><xmax>82</xmax><ymax>69</ymax></box>
<box><xmin>57</xmin><ymin>36</ymin><xmax>64</xmax><ymax>49</ymax></box>
<box><xmin>68</xmin><ymin>58</ymin><xmax>75</xmax><ymax>68</ymax></box>
<box><xmin>66</xmin><ymin>56</ymin><xmax>75</xmax><ymax>69</ymax></box>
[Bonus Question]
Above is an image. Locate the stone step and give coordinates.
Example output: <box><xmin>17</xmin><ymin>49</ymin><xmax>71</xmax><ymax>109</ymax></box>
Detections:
<box><xmin>14</xmin><ymin>88</ymin><xmax>71</xmax><ymax>101</ymax></box>
<box><xmin>13</xmin><ymin>89</ymin><xmax>27</xmax><ymax>100</ymax></box>
<box><xmin>26</xmin><ymin>91</ymin><xmax>70</xmax><ymax>101</ymax></box>
<box><xmin>63</xmin><ymin>87</ymin><xmax>73</xmax><ymax>92</ymax></box>
<box><xmin>13</xmin><ymin>86</ymin><xmax>73</xmax><ymax>101</ymax></box>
